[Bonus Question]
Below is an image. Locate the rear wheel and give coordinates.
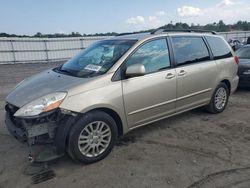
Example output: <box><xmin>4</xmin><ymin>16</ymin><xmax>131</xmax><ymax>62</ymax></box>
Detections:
<box><xmin>67</xmin><ymin>111</ymin><xmax>118</xmax><ymax>164</ymax></box>
<box><xmin>206</xmin><ymin>83</ymin><xmax>229</xmax><ymax>114</ymax></box>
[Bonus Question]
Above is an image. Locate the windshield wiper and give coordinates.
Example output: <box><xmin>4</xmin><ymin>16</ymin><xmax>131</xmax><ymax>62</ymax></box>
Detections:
<box><xmin>54</xmin><ymin>67</ymin><xmax>74</xmax><ymax>76</ymax></box>
<box><xmin>60</xmin><ymin>69</ymin><xmax>73</xmax><ymax>75</ymax></box>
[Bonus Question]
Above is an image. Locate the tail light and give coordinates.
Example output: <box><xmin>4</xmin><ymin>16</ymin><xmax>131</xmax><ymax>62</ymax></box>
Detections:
<box><xmin>234</xmin><ymin>56</ymin><xmax>239</xmax><ymax>65</ymax></box>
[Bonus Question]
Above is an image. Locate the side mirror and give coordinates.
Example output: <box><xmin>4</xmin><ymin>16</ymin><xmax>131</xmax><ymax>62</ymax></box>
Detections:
<box><xmin>126</xmin><ymin>64</ymin><xmax>146</xmax><ymax>78</ymax></box>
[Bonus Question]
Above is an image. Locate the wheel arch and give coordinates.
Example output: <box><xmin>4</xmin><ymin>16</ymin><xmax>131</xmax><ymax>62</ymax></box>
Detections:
<box><xmin>220</xmin><ymin>79</ymin><xmax>231</xmax><ymax>93</ymax></box>
<box><xmin>56</xmin><ymin>106</ymin><xmax>127</xmax><ymax>156</ymax></box>
<box><xmin>87</xmin><ymin>107</ymin><xmax>124</xmax><ymax>137</ymax></box>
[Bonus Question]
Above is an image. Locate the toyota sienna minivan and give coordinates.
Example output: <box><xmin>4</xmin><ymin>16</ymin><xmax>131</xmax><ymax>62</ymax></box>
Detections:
<box><xmin>5</xmin><ymin>30</ymin><xmax>239</xmax><ymax>164</ymax></box>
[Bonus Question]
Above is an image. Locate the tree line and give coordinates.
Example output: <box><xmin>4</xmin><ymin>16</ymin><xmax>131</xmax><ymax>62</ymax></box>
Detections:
<box><xmin>1</xmin><ymin>20</ymin><xmax>250</xmax><ymax>38</ymax></box>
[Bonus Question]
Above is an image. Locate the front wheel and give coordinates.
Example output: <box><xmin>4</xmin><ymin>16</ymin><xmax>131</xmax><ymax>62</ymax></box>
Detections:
<box><xmin>67</xmin><ymin>111</ymin><xmax>118</xmax><ymax>164</ymax></box>
<box><xmin>206</xmin><ymin>83</ymin><xmax>229</xmax><ymax>114</ymax></box>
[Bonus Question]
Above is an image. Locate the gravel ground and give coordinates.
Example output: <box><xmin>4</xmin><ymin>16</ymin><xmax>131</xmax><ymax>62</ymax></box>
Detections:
<box><xmin>0</xmin><ymin>62</ymin><xmax>250</xmax><ymax>188</ymax></box>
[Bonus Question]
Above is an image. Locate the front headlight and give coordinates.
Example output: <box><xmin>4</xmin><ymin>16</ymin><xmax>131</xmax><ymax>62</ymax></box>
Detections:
<box><xmin>14</xmin><ymin>92</ymin><xmax>67</xmax><ymax>117</ymax></box>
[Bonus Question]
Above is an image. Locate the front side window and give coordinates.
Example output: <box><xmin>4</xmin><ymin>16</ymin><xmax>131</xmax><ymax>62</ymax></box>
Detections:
<box><xmin>126</xmin><ymin>39</ymin><xmax>170</xmax><ymax>74</ymax></box>
<box><xmin>172</xmin><ymin>36</ymin><xmax>210</xmax><ymax>66</ymax></box>
<box><xmin>56</xmin><ymin>40</ymin><xmax>136</xmax><ymax>78</ymax></box>
<box><xmin>205</xmin><ymin>36</ymin><xmax>233</xmax><ymax>60</ymax></box>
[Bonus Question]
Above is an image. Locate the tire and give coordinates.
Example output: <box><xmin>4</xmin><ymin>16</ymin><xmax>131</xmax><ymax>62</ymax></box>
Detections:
<box><xmin>67</xmin><ymin>111</ymin><xmax>118</xmax><ymax>164</ymax></box>
<box><xmin>206</xmin><ymin>82</ymin><xmax>229</xmax><ymax>114</ymax></box>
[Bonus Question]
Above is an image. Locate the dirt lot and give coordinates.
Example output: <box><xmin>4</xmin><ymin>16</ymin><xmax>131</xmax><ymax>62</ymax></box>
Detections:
<box><xmin>0</xmin><ymin>62</ymin><xmax>250</xmax><ymax>188</ymax></box>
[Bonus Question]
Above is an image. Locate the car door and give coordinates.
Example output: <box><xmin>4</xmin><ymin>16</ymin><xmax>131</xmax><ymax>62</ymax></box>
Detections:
<box><xmin>122</xmin><ymin>38</ymin><xmax>177</xmax><ymax>128</ymax></box>
<box><xmin>171</xmin><ymin>36</ymin><xmax>218</xmax><ymax>112</ymax></box>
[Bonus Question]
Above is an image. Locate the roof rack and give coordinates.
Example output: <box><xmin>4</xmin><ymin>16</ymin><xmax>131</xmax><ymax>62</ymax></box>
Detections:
<box><xmin>151</xmin><ymin>29</ymin><xmax>217</xmax><ymax>35</ymax></box>
<box><xmin>116</xmin><ymin>32</ymin><xmax>137</xmax><ymax>36</ymax></box>
<box><xmin>116</xmin><ymin>32</ymin><xmax>150</xmax><ymax>37</ymax></box>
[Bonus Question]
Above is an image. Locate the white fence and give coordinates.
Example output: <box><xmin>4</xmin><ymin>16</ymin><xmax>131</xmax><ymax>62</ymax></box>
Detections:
<box><xmin>0</xmin><ymin>31</ymin><xmax>250</xmax><ymax>64</ymax></box>
<box><xmin>0</xmin><ymin>36</ymin><xmax>109</xmax><ymax>64</ymax></box>
<box><xmin>220</xmin><ymin>31</ymin><xmax>250</xmax><ymax>42</ymax></box>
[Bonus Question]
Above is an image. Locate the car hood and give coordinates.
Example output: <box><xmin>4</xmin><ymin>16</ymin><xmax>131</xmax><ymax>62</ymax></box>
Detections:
<box><xmin>5</xmin><ymin>69</ymin><xmax>93</xmax><ymax>108</ymax></box>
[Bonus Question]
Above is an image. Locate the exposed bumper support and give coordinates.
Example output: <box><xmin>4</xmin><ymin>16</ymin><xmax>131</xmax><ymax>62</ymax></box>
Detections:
<box><xmin>5</xmin><ymin>112</ymin><xmax>27</xmax><ymax>142</ymax></box>
<box><xmin>5</xmin><ymin>107</ymin><xmax>76</xmax><ymax>162</ymax></box>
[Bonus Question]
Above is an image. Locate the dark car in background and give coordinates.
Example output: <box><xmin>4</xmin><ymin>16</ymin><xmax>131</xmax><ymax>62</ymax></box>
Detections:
<box><xmin>236</xmin><ymin>45</ymin><xmax>250</xmax><ymax>87</ymax></box>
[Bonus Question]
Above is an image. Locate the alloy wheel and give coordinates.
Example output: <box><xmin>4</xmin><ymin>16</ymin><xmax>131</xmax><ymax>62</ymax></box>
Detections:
<box><xmin>78</xmin><ymin>121</ymin><xmax>112</xmax><ymax>158</ymax></box>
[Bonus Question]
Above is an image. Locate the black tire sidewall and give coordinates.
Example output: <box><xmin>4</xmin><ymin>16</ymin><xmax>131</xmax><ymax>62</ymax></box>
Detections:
<box><xmin>68</xmin><ymin>111</ymin><xmax>118</xmax><ymax>164</ymax></box>
<box><xmin>212</xmin><ymin>83</ymin><xmax>229</xmax><ymax>113</ymax></box>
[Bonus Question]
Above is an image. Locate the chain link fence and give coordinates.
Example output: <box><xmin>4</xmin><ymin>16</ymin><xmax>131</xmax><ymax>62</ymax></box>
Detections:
<box><xmin>0</xmin><ymin>31</ymin><xmax>250</xmax><ymax>64</ymax></box>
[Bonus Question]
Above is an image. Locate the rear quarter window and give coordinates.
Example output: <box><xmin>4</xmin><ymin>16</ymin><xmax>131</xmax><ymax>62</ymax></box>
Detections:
<box><xmin>205</xmin><ymin>36</ymin><xmax>233</xmax><ymax>60</ymax></box>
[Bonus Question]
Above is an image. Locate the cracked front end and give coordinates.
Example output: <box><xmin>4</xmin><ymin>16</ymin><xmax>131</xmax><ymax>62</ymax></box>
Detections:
<box><xmin>5</xmin><ymin>103</ymin><xmax>75</xmax><ymax>162</ymax></box>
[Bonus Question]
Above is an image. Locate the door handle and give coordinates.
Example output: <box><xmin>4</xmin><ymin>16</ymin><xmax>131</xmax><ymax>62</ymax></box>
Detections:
<box><xmin>165</xmin><ymin>73</ymin><xmax>175</xmax><ymax>79</ymax></box>
<box><xmin>178</xmin><ymin>70</ymin><xmax>187</xmax><ymax>76</ymax></box>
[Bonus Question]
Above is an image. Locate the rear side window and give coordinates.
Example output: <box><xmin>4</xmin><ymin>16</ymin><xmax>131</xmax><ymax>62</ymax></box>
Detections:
<box><xmin>172</xmin><ymin>37</ymin><xmax>210</xmax><ymax>66</ymax></box>
<box><xmin>205</xmin><ymin>36</ymin><xmax>233</xmax><ymax>60</ymax></box>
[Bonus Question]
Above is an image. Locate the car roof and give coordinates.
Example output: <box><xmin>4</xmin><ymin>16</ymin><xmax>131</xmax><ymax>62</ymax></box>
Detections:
<box><xmin>115</xmin><ymin>33</ymin><xmax>151</xmax><ymax>40</ymax></box>
<box><xmin>114</xmin><ymin>30</ymin><xmax>219</xmax><ymax>41</ymax></box>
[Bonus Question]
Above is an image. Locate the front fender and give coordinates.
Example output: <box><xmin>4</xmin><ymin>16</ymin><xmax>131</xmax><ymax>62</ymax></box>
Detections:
<box><xmin>60</xmin><ymin>82</ymin><xmax>128</xmax><ymax>135</ymax></box>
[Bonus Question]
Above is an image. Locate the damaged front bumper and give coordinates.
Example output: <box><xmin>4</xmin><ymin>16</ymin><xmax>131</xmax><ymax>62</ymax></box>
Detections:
<box><xmin>5</xmin><ymin>103</ymin><xmax>76</xmax><ymax>163</ymax></box>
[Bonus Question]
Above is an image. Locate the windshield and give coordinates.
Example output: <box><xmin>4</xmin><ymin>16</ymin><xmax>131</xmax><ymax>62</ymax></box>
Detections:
<box><xmin>236</xmin><ymin>47</ymin><xmax>250</xmax><ymax>59</ymax></box>
<box><xmin>56</xmin><ymin>39</ymin><xmax>137</xmax><ymax>77</ymax></box>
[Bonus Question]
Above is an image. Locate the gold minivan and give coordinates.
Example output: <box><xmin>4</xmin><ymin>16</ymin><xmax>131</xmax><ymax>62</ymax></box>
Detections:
<box><xmin>5</xmin><ymin>30</ymin><xmax>239</xmax><ymax>163</ymax></box>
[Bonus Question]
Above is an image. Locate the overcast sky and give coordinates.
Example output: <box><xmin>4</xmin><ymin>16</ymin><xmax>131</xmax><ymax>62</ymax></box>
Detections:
<box><xmin>1</xmin><ymin>0</ymin><xmax>250</xmax><ymax>35</ymax></box>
